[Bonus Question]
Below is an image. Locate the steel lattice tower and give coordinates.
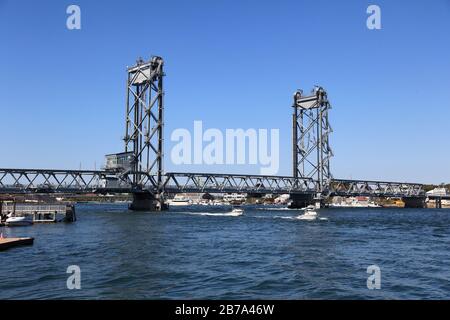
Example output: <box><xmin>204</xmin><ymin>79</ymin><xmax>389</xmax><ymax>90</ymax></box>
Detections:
<box><xmin>292</xmin><ymin>87</ymin><xmax>333</xmax><ymax>197</ymax></box>
<box><xmin>124</xmin><ymin>56</ymin><xmax>164</xmax><ymax>195</ymax></box>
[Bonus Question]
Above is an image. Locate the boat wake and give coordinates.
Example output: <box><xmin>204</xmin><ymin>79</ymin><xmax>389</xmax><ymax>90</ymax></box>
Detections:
<box><xmin>178</xmin><ymin>211</ymin><xmax>243</xmax><ymax>217</ymax></box>
<box><xmin>273</xmin><ymin>215</ymin><xmax>296</xmax><ymax>220</ymax></box>
<box><xmin>273</xmin><ymin>215</ymin><xmax>329</xmax><ymax>222</ymax></box>
<box><xmin>255</xmin><ymin>207</ymin><xmax>303</xmax><ymax>211</ymax></box>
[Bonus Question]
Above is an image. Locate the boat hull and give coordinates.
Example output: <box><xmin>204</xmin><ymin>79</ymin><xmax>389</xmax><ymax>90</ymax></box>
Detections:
<box><xmin>169</xmin><ymin>201</ymin><xmax>191</xmax><ymax>206</ymax></box>
<box><xmin>6</xmin><ymin>221</ymin><xmax>33</xmax><ymax>227</ymax></box>
<box><xmin>5</xmin><ymin>217</ymin><xmax>33</xmax><ymax>227</ymax></box>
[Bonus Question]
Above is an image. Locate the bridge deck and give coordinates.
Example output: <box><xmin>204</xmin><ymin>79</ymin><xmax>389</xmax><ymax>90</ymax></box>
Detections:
<box><xmin>0</xmin><ymin>168</ymin><xmax>425</xmax><ymax>198</ymax></box>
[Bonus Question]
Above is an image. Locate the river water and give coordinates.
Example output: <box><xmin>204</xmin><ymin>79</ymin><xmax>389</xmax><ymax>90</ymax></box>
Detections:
<box><xmin>1</xmin><ymin>204</ymin><xmax>449</xmax><ymax>299</ymax></box>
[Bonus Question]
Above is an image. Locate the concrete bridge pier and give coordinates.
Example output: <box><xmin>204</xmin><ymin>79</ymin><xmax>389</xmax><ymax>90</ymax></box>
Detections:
<box><xmin>129</xmin><ymin>192</ymin><xmax>168</xmax><ymax>211</ymax></box>
<box><xmin>402</xmin><ymin>196</ymin><xmax>426</xmax><ymax>208</ymax></box>
<box><xmin>288</xmin><ymin>193</ymin><xmax>315</xmax><ymax>209</ymax></box>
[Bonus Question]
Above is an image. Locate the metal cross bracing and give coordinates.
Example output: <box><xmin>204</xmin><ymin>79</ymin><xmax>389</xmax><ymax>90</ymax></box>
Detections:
<box><xmin>0</xmin><ymin>168</ymin><xmax>425</xmax><ymax>198</ymax></box>
<box><xmin>292</xmin><ymin>87</ymin><xmax>333</xmax><ymax>198</ymax></box>
<box><xmin>330</xmin><ymin>179</ymin><xmax>424</xmax><ymax>198</ymax></box>
<box><xmin>0</xmin><ymin>168</ymin><xmax>317</xmax><ymax>195</ymax></box>
<box><xmin>124</xmin><ymin>56</ymin><xmax>164</xmax><ymax>189</ymax></box>
<box><xmin>161</xmin><ymin>172</ymin><xmax>317</xmax><ymax>194</ymax></box>
<box><xmin>0</xmin><ymin>168</ymin><xmax>124</xmax><ymax>194</ymax></box>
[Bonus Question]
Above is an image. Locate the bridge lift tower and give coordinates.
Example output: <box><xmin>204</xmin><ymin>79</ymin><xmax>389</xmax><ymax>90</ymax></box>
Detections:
<box><xmin>290</xmin><ymin>87</ymin><xmax>333</xmax><ymax>208</ymax></box>
<box><xmin>123</xmin><ymin>56</ymin><xmax>166</xmax><ymax>210</ymax></box>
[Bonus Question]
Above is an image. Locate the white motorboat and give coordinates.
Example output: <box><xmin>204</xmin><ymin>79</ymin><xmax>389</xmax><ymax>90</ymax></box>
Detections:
<box><xmin>230</xmin><ymin>207</ymin><xmax>244</xmax><ymax>216</ymax></box>
<box><xmin>5</xmin><ymin>216</ymin><xmax>33</xmax><ymax>227</ymax></box>
<box><xmin>296</xmin><ymin>205</ymin><xmax>318</xmax><ymax>221</ymax></box>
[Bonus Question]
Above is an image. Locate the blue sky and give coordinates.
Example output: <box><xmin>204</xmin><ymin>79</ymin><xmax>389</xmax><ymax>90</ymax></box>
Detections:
<box><xmin>0</xmin><ymin>0</ymin><xmax>449</xmax><ymax>183</ymax></box>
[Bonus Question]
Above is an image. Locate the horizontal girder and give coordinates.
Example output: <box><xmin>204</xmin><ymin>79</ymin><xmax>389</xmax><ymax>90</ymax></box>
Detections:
<box><xmin>161</xmin><ymin>172</ymin><xmax>316</xmax><ymax>194</ymax></box>
<box><xmin>0</xmin><ymin>168</ymin><xmax>425</xmax><ymax>198</ymax></box>
<box><xmin>0</xmin><ymin>168</ymin><xmax>316</xmax><ymax>195</ymax></box>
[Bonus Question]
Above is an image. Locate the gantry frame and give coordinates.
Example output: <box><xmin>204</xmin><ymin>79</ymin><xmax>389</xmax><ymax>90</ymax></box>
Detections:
<box><xmin>292</xmin><ymin>87</ymin><xmax>333</xmax><ymax>198</ymax></box>
<box><xmin>123</xmin><ymin>56</ymin><xmax>165</xmax><ymax>206</ymax></box>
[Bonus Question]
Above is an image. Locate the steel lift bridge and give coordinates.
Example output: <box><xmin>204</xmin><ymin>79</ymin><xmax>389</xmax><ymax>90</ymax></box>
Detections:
<box><xmin>0</xmin><ymin>56</ymin><xmax>426</xmax><ymax>210</ymax></box>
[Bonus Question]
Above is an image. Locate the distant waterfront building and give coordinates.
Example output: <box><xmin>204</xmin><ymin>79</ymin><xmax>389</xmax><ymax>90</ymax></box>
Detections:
<box><xmin>426</xmin><ymin>188</ymin><xmax>449</xmax><ymax>197</ymax></box>
<box><xmin>274</xmin><ymin>194</ymin><xmax>290</xmax><ymax>204</ymax></box>
<box><xmin>223</xmin><ymin>193</ymin><xmax>247</xmax><ymax>202</ymax></box>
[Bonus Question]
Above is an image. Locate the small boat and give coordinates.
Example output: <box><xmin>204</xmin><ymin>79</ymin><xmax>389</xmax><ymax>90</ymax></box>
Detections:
<box><xmin>296</xmin><ymin>205</ymin><xmax>318</xmax><ymax>221</ymax></box>
<box><xmin>168</xmin><ymin>195</ymin><xmax>191</xmax><ymax>206</ymax></box>
<box><xmin>230</xmin><ymin>207</ymin><xmax>244</xmax><ymax>216</ymax></box>
<box><xmin>5</xmin><ymin>216</ymin><xmax>33</xmax><ymax>227</ymax></box>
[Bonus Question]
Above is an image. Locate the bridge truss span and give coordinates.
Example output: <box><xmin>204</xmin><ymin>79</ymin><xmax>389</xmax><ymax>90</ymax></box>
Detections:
<box><xmin>330</xmin><ymin>179</ymin><xmax>425</xmax><ymax>198</ymax></box>
<box><xmin>0</xmin><ymin>168</ymin><xmax>318</xmax><ymax>196</ymax></box>
<box><xmin>0</xmin><ymin>168</ymin><xmax>128</xmax><ymax>194</ymax></box>
<box><xmin>161</xmin><ymin>172</ymin><xmax>317</xmax><ymax>195</ymax></box>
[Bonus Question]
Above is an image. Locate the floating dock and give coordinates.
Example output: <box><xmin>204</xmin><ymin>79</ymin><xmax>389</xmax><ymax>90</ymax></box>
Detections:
<box><xmin>0</xmin><ymin>237</ymin><xmax>34</xmax><ymax>251</ymax></box>
<box><xmin>1</xmin><ymin>201</ymin><xmax>76</xmax><ymax>223</ymax></box>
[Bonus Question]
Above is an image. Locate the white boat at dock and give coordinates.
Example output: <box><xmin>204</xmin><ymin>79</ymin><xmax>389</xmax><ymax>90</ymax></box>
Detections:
<box><xmin>5</xmin><ymin>215</ymin><xmax>33</xmax><ymax>227</ymax></box>
<box><xmin>1</xmin><ymin>200</ymin><xmax>76</xmax><ymax>223</ymax></box>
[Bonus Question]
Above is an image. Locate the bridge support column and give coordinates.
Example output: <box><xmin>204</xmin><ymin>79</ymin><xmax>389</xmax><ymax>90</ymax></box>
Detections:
<box><xmin>402</xmin><ymin>197</ymin><xmax>426</xmax><ymax>209</ymax></box>
<box><xmin>64</xmin><ymin>205</ymin><xmax>77</xmax><ymax>222</ymax></box>
<box><xmin>436</xmin><ymin>197</ymin><xmax>442</xmax><ymax>209</ymax></box>
<box><xmin>129</xmin><ymin>192</ymin><xmax>168</xmax><ymax>211</ymax></box>
<box><xmin>288</xmin><ymin>194</ymin><xmax>315</xmax><ymax>209</ymax></box>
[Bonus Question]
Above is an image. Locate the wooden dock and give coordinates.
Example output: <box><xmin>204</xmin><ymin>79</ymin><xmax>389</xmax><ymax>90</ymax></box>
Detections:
<box><xmin>0</xmin><ymin>237</ymin><xmax>34</xmax><ymax>251</ymax></box>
